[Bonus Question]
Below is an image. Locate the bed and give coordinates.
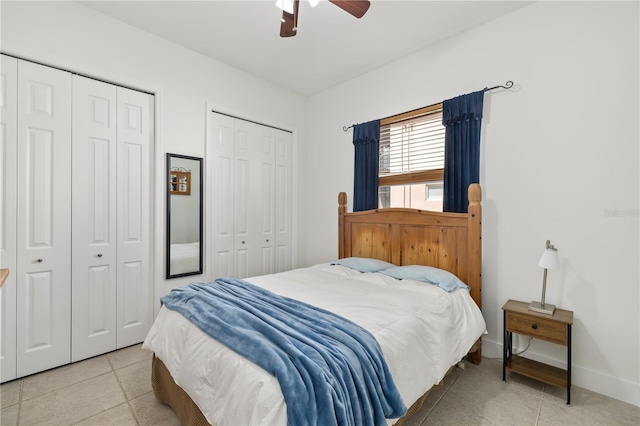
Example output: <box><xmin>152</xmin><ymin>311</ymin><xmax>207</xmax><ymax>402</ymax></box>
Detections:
<box><xmin>143</xmin><ymin>183</ymin><xmax>484</xmax><ymax>425</ymax></box>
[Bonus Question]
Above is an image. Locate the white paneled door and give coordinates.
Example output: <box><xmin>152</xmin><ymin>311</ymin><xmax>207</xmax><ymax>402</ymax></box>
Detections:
<box><xmin>251</xmin><ymin>123</ymin><xmax>276</xmax><ymax>278</ymax></box>
<box><xmin>232</xmin><ymin>118</ymin><xmax>252</xmax><ymax>278</ymax></box>
<box><xmin>0</xmin><ymin>55</ymin><xmax>18</xmax><ymax>382</ymax></box>
<box><xmin>1</xmin><ymin>54</ymin><xmax>154</xmax><ymax>380</ymax></box>
<box><xmin>72</xmin><ymin>79</ymin><xmax>153</xmax><ymax>359</ymax></box>
<box><xmin>71</xmin><ymin>76</ymin><xmax>118</xmax><ymax>362</ymax></box>
<box><xmin>209</xmin><ymin>112</ymin><xmax>235</xmax><ymax>278</ymax></box>
<box><xmin>209</xmin><ymin>111</ymin><xmax>292</xmax><ymax>281</ymax></box>
<box><xmin>16</xmin><ymin>60</ymin><xmax>72</xmax><ymax>378</ymax></box>
<box><xmin>275</xmin><ymin>129</ymin><xmax>292</xmax><ymax>273</ymax></box>
<box><xmin>115</xmin><ymin>86</ymin><xmax>153</xmax><ymax>349</ymax></box>
<box><xmin>234</xmin><ymin>119</ymin><xmax>276</xmax><ymax>278</ymax></box>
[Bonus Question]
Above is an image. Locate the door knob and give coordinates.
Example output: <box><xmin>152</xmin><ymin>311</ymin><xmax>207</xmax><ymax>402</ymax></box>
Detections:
<box><xmin>97</xmin><ymin>253</ymin><xmax>103</xmax><ymax>257</ymax></box>
<box><xmin>36</xmin><ymin>258</ymin><xmax>43</xmax><ymax>263</ymax></box>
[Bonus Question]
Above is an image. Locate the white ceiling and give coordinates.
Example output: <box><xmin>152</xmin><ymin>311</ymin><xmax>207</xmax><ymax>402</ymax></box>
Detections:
<box><xmin>78</xmin><ymin>0</ymin><xmax>532</xmax><ymax>96</ymax></box>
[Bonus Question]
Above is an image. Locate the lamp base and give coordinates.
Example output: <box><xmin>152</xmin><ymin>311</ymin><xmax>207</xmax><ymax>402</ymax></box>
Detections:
<box><xmin>528</xmin><ymin>301</ymin><xmax>556</xmax><ymax>315</ymax></box>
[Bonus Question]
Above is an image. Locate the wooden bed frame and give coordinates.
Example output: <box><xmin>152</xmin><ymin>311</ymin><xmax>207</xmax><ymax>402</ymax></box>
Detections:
<box><xmin>151</xmin><ymin>183</ymin><xmax>483</xmax><ymax>425</ymax></box>
<box><xmin>338</xmin><ymin>183</ymin><xmax>482</xmax><ymax>316</ymax></box>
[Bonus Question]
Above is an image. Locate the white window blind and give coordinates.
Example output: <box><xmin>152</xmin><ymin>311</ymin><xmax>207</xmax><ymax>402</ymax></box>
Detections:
<box><xmin>379</xmin><ymin>110</ymin><xmax>445</xmax><ymax>177</ymax></box>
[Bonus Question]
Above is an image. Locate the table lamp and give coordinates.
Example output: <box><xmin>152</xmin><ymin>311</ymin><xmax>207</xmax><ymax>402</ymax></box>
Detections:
<box><xmin>529</xmin><ymin>240</ymin><xmax>558</xmax><ymax>315</ymax></box>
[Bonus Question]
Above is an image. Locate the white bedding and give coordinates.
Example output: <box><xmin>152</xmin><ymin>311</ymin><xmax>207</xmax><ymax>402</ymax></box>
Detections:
<box><xmin>143</xmin><ymin>263</ymin><xmax>486</xmax><ymax>425</ymax></box>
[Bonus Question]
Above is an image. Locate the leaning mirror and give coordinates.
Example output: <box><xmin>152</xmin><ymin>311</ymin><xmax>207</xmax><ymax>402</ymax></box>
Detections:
<box><xmin>166</xmin><ymin>153</ymin><xmax>203</xmax><ymax>278</ymax></box>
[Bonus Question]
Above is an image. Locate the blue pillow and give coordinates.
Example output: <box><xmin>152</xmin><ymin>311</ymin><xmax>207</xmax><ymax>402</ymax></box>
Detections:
<box><xmin>379</xmin><ymin>265</ymin><xmax>469</xmax><ymax>292</ymax></box>
<box><xmin>331</xmin><ymin>257</ymin><xmax>395</xmax><ymax>273</ymax></box>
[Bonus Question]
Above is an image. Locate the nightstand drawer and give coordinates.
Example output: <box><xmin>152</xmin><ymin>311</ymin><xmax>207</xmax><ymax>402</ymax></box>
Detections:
<box><xmin>506</xmin><ymin>311</ymin><xmax>568</xmax><ymax>345</ymax></box>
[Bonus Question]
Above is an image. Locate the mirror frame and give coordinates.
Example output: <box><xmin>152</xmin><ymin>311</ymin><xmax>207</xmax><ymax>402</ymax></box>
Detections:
<box><xmin>166</xmin><ymin>153</ymin><xmax>204</xmax><ymax>279</ymax></box>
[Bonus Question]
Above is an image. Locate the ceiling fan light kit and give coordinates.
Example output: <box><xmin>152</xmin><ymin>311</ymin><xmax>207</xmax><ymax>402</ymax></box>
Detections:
<box><xmin>277</xmin><ymin>0</ymin><xmax>371</xmax><ymax>37</ymax></box>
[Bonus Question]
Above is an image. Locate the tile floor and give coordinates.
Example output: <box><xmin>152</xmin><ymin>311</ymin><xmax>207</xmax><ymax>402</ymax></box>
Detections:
<box><xmin>0</xmin><ymin>344</ymin><xmax>179</xmax><ymax>426</ymax></box>
<box><xmin>1</xmin><ymin>346</ymin><xmax>638</xmax><ymax>425</ymax></box>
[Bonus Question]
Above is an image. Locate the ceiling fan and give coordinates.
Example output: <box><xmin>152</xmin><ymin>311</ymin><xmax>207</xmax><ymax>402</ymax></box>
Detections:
<box><xmin>277</xmin><ymin>0</ymin><xmax>371</xmax><ymax>37</ymax></box>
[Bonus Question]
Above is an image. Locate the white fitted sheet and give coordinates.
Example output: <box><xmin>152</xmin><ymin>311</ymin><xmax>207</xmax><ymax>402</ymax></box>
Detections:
<box><xmin>143</xmin><ymin>263</ymin><xmax>486</xmax><ymax>425</ymax></box>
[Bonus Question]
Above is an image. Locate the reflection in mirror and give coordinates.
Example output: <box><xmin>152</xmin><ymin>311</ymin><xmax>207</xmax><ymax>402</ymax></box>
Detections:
<box><xmin>166</xmin><ymin>153</ymin><xmax>203</xmax><ymax>278</ymax></box>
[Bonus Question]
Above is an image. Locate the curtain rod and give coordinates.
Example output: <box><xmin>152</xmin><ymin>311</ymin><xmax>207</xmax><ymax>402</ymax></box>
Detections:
<box><xmin>342</xmin><ymin>80</ymin><xmax>514</xmax><ymax>132</ymax></box>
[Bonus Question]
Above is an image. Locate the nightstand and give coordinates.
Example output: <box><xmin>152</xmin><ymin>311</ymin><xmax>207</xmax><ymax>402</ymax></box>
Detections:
<box><xmin>502</xmin><ymin>299</ymin><xmax>574</xmax><ymax>404</ymax></box>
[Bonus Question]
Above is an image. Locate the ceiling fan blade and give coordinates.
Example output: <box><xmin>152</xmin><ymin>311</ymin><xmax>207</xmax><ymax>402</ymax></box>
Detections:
<box><xmin>280</xmin><ymin>0</ymin><xmax>300</xmax><ymax>37</ymax></box>
<box><xmin>329</xmin><ymin>0</ymin><xmax>370</xmax><ymax>19</ymax></box>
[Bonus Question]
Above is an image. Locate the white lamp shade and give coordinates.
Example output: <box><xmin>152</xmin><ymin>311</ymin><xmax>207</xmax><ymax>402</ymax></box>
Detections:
<box><xmin>538</xmin><ymin>248</ymin><xmax>559</xmax><ymax>270</ymax></box>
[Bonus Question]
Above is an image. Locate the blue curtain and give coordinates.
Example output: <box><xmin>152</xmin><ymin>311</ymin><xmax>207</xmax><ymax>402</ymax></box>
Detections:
<box><xmin>352</xmin><ymin>120</ymin><xmax>380</xmax><ymax>212</ymax></box>
<box><xmin>442</xmin><ymin>91</ymin><xmax>484</xmax><ymax>213</ymax></box>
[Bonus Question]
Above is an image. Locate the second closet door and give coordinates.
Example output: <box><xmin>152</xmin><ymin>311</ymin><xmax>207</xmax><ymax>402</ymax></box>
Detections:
<box><xmin>115</xmin><ymin>86</ymin><xmax>153</xmax><ymax>349</ymax></box>
<box><xmin>233</xmin><ymin>119</ymin><xmax>276</xmax><ymax>278</ymax></box>
<box><xmin>72</xmin><ymin>76</ymin><xmax>153</xmax><ymax>361</ymax></box>
<box><xmin>71</xmin><ymin>76</ymin><xmax>118</xmax><ymax>362</ymax></box>
<box><xmin>209</xmin><ymin>111</ymin><xmax>292</xmax><ymax>280</ymax></box>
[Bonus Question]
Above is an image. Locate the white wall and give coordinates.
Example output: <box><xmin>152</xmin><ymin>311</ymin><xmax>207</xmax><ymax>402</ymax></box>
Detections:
<box><xmin>1</xmin><ymin>1</ymin><xmax>308</xmax><ymax>298</ymax></box>
<box><xmin>306</xmin><ymin>1</ymin><xmax>639</xmax><ymax>406</ymax></box>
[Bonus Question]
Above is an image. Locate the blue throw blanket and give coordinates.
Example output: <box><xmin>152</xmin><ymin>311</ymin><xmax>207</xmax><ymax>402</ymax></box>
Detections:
<box><xmin>161</xmin><ymin>277</ymin><xmax>407</xmax><ymax>426</ymax></box>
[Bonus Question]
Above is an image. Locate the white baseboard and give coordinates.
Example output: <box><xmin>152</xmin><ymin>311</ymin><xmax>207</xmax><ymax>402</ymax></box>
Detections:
<box><xmin>482</xmin><ymin>338</ymin><xmax>640</xmax><ymax>408</ymax></box>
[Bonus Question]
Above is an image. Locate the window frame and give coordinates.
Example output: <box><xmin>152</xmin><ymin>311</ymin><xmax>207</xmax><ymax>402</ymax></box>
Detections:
<box><xmin>378</xmin><ymin>102</ymin><xmax>444</xmax><ymax>195</ymax></box>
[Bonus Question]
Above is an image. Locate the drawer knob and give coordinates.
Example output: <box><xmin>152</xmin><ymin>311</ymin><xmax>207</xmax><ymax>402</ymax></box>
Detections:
<box><xmin>531</xmin><ymin>324</ymin><xmax>538</xmax><ymax>330</ymax></box>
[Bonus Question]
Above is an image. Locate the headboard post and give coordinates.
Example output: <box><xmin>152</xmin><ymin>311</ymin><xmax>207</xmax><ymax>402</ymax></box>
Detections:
<box><xmin>467</xmin><ymin>184</ymin><xmax>482</xmax><ymax>310</ymax></box>
<box><xmin>338</xmin><ymin>192</ymin><xmax>347</xmax><ymax>259</ymax></box>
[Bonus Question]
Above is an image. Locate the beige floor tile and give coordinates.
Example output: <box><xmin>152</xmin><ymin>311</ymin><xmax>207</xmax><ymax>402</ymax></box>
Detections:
<box><xmin>476</xmin><ymin>357</ymin><xmax>546</xmax><ymax>396</ymax></box>
<box><xmin>0</xmin><ymin>402</ymin><xmax>19</xmax><ymax>426</ymax></box>
<box><xmin>8</xmin><ymin>345</ymin><xmax>640</xmax><ymax>426</ymax></box>
<box><xmin>22</xmin><ymin>355</ymin><xmax>112</xmax><ymax>401</ymax></box>
<box><xmin>399</xmin><ymin>366</ymin><xmax>465</xmax><ymax>426</ymax></box>
<box><xmin>129</xmin><ymin>391</ymin><xmax>181</xmax><ymax>426</ymax></box>
<box><xmin>73</xmin><ymin>402</ymin><xmax>138</xmax><ymax>426</ymax></box>
<box><xmin>425</xmin><ymin>359</ymin><xmax>542</xmax><ymax>425</ymax></box>
<box><xmin>114</xmin><ymin>358</ymin><xmax>153</xmax><ymax>400</ymax></box>
<box><xmin>107</xmin><ymin>344</ymin><xmax>152</xmax><ymax>370</ymax></box>
<box><xmin>538</xmin><ymin>385</ymin><xmax>640</xmax><ymax>426</ymax></box>
<box><xmin>0</xmin><ymin>379</ymin><xmax>22</xmax><ymax>408</ymax></box>
<box><xmin>423</xmin><ymin>397</ymin><xmax>504</xmax><ymax>425</ymax></box>
<box><xmin>19</xmin><ymin>372</ymin><xmax>125</xmax><ymax>425</ymax></box>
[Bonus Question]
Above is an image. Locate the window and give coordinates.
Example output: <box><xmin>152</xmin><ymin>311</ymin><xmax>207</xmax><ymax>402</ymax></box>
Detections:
<box><xmin>378</xmin><ymin>104</ymin><xmax>445</xmax><ymax>211</ymax></box>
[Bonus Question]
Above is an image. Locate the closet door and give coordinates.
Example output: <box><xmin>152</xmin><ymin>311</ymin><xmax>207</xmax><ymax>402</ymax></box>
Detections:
<box><xmin>233</xmin><ymin>120</ymin><xmax>276</xmax><ymax>278</ymax></box>
<box><xmin>233</xmin><ymin>119</ymin><xmax>253</xmax><ymax>278</ymax></box>
<box><xmin>71</xmin><ymin>76</ymin><xmax>118</xmax><ymax>362</ymax></box>
<box><xmin>116</xmin><ymin>87</ymin><xmax>153</xmax><ymax>348</ymax></box>
<box><xmin>275</xmin><ymin>129</ymin><xmax>292</xmax><ymax>273</ymax></box>
<box><xmin>208</xmin><ymin>111</ymin><xmax>293</xmax><ymax>280</ymax></box>
<box><xmin>16</xmin><ymin>60</ymin><xmax>72</xmax><ymax>377</ymax></box>
<box><xmin>0</xmin><ymin>54</ymin><xmax>18</xmax><ymax>382</ymax></box>
<box><xmin>249</xmin><ymin>123</ymin><xmax>276</xmax><ymax>277</ymax></box>
<box><xmin>209</xmin><ymin>112</ymin><xmax>235</xmax><ymax>278</ymax></box>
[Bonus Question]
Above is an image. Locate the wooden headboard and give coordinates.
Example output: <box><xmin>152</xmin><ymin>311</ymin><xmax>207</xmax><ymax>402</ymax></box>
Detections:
<box><xmin>338</xmin><ymin>184</ymin><xmax>482</xmax><ymax>310</ymax></box>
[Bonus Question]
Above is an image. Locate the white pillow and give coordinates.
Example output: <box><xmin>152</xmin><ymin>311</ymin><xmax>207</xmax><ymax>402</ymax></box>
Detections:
<box><xmin>331</xmin><ymin>257</ymin><xmax>395</xmax><ymax>273</ymax></box>
<box><xmin>380</xmin><ymin>265</ymin><xmax>469</xmax><ymax>292</ymax></box>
